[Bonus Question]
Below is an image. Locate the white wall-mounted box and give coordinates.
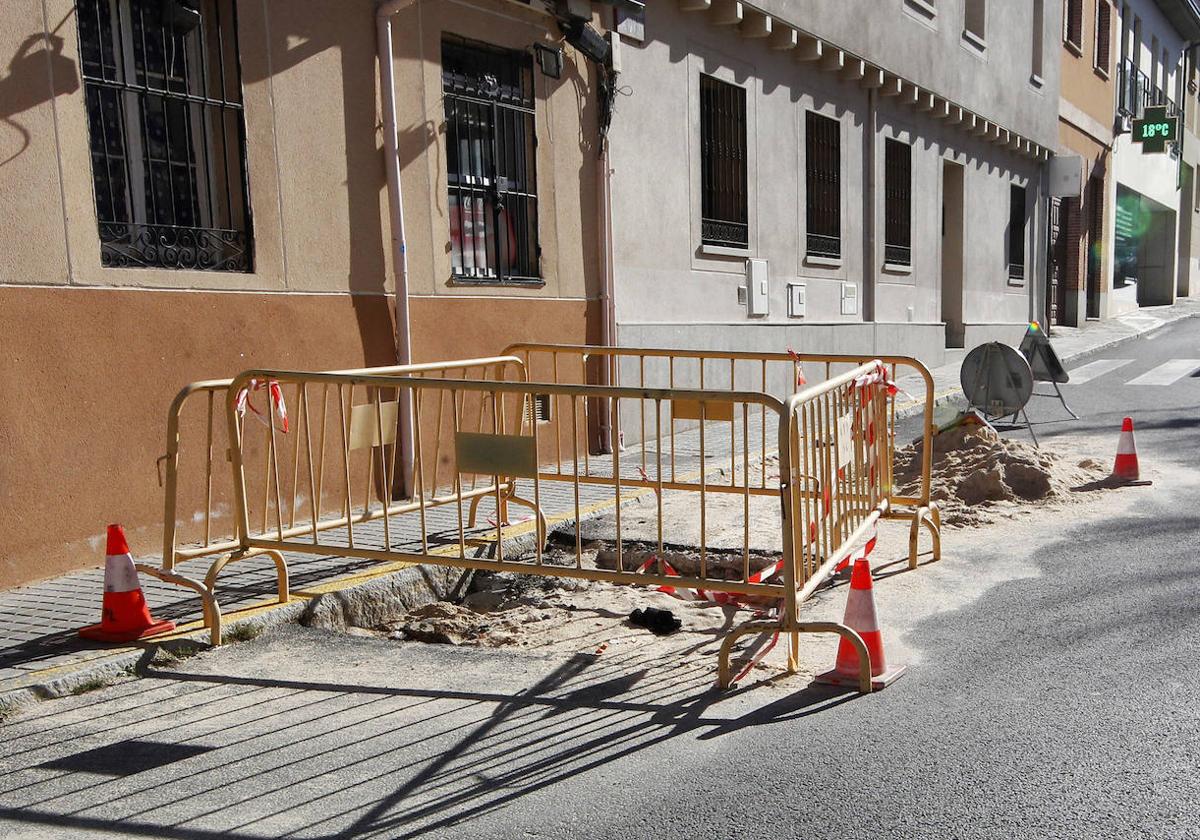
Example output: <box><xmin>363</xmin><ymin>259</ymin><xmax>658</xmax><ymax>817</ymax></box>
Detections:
<box><xmin>787</xmin><ymin>282</ymin><xmax>806</xmax><ymax>318</ymax></box>
<box><xmin>747</xmin><ymin>258</ymin><xmax>769</xmax><ymax>317</ymax></box>
<box><xmin>841</xmin><ymin>282</ymin><xmax>858</xmax><ymax>316</ymax></box>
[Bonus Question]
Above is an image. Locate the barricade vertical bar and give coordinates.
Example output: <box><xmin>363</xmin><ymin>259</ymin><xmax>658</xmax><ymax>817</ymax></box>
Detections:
<box><xmin>669</xmin><ymin>356</ymin><xmax>677</xmax><ymax>482</ymax></box>
<box><xmin>431</xmin><ymin>385</ymin><xmax>446</xmax><ymax>494</ymax></box>
<box><xmin>761</xmin><ymin>359</ymin><xmax>767</xmax><ymax>488</ymax></box>
<box><xmin>572</xmin><ymin>394</ymin><xmax>581</xmax><ymax>567</ymax></box>
<box><xmin>289</xmin><ymin>385</ymin><xmax>303</xmax><ymax>529</ymax></box>
<box><xmin>655</xmin><ymin>398</ymin><xmax>664</xmax><ymax>569</ymax></box>
<box><xmin>581</xmin><ymin>354</ymin><xmax>590</xmax><ymax>476</ymax></box>
<box><xmin>800</xmin><ymin>400</ymin><xmax>814</xmax><ymax>580</ymax></box>
<box><xmin>553</xmin><ymin>351</ymin><xmax>563</xmax><ymax>473</ymax></box>
<box><xmin>612</xmin><ymin>393</ymin><xmax>623</xmax><ymax>572</ymax></box>
<box><xmin>227</xmin><ymin>386</ymin><xmax>250</xmax><ymax>553</ymax></box>
<box><xmin>452</xmin><ymin>387</ymin><xmax>466</xmax><ymax>558</ymax></box>
<box><xmin>492</xmin><ymin>387</ymin><xmax>504</xmax><ymax>563</ymax></box>
<box><xmin>204</xmin><ymin>391</ymin><xmax>214</xmax><ymax>546</ymax></box>
<box><xmin>316</xmin><ymin>385</ymin><xmax>329</xmax><ymax>527</ymax></box>
<box><xmin>699</xmin><ymin>400</ymin><xmax>707</xmax><ymax>579</ymax></box>
<box><xmin>640</xmin><ymin>356</ymin><xmax>647</xmax><ymax>480</ymax></box>
<box><xmin>302</xmin><ymin>384</ymin><xmax>319</xmax><ymax>543</ymax></box>
<box><xmin>267</xmin><ymin>402</ymin><xmax>284</xmax><ymax>541</ymax></box>
<box><xmin>532</xmin><ymin>397</ymin><xmax>543</xmax><ymax>566</ymax></box>
<box><xmin>260</xmin><ymin>421</ymin><xmax>271</xmax><ymax>534</ymax></box>
<box><xmin>339</xmin><ymin>384</ymin><xmax>355</xmax><ymax>550</ymax></box>
<box><xmin>742</xmin><ymin>402</ymin><xmax>750</xmax><ymax>579</ymax></box>
<box><xmin>729</xmin><ymin>359</ymin><xmax>737</xmax><ymax>487</ymax></box>
<box><xmin>374</xmin><ymin>389</ymin><xmax>392</xmax><ymax>549</ymax></box>
<box><xmin>414</xmin><ymin>388</ymin><xmax>428</xmax><ymax>553</ymax></box>
<box><xmin>777</xmin><ymin>401</ymin><xmax>800</xmax><ymax>672</ymax></box>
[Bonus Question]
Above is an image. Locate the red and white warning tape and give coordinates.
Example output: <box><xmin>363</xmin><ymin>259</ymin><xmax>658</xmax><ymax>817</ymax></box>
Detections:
<box><xmin>235</xmin><ymin>378</ymin><xmax>289</xmax><ymax>433</ymax></box>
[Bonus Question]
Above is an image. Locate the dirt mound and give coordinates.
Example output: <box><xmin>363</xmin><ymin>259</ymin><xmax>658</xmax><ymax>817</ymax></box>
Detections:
<box><xmin>894</xmin><ymin>423</ymin><xmax>1107</xmax><ymax>527</ymax></box>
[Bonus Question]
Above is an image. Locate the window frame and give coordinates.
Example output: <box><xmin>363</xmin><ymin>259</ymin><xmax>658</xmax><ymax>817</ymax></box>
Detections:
<box><xmin>804</xmin><ymin>110</ymin><xmax>842</xmax><ymax>262</ymax></box>
<box><xmin>699</xmin><ymin>73</ymin><xmax>749</xmax><ymax>250</ymax></box>
<box><xmin>441</xmin><ymin>35</ymin><xmax>542</xmax><ymax>287</ymax></box>
<box><xmin>75</xmin><ymin>0</ymin><xmax>254</xmax><ymax>273</ymax></box>
<box><xmin>962</xmin><ymin>0</ymin><xmax>988</xmax><ymax>51</ymax></box>
<box><xmin>1094</xmin><ymin>0</ymin><xmax>1112</xmax><ymax>77</ymax></box>
<box><xmin>1064</xmin><ymin>0</ymin><xmax>1084</xmax><ymax>54</ymax></box>
<box><xmin>883</xmin><ymin>137</ymin><xmax>912</xmax><ymax>268</ymax></box>
<box><xmin>1008</xmin><ymin>183</ymin><xmax>1028</xmax><ymax>283</ymax></box>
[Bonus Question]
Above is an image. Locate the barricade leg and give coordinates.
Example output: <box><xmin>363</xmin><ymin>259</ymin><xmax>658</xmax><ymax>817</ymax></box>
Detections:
<box><xmin>202</xmin><ymin>549</ymin><xmax>290</xmax><ymax>605</ymax></box>
<box><xmin>906</xmin><ymin>505</ymin><xmax>942</xmax><ymax>569</ymax></box>
<box><xmin>717</xmin><ymin>619</ymin><xmax>873</xmax><ymax>694</ymax></box>
<box><xmin>135</xmin><ymin>564</ymin><xmax>224</xmax><ymax>646</ymax></box>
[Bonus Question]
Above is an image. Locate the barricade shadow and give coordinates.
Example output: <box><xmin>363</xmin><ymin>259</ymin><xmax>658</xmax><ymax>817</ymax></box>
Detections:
<box><xmin>0</xmin><ymin>642</ymin><xmax>862</xmax><ymax>840</ymax></box>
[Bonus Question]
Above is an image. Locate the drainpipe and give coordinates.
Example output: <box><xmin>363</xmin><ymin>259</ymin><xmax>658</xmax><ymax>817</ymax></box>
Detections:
<box><xmin>378</xmin><ymin>0</ymin><xmax>416</xmax><ymax>496</ymax></box>
<box><xmin>864</xmin><ymin>87</ymin><xmax>877</xmax><ymax>325</ymax></box>
<box><xmin>596</xmin><ymin>140</ymin><xmax>615</xmax><ymax>454</ymax></box>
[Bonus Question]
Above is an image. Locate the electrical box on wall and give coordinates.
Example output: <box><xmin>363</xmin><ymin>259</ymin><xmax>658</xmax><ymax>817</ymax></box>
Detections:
<box><xmin>746</xmin><ymin>259</ymin><xmax>769</xmax><ymax>317</ymax></box>
<box><xmin>840</xmin><ymin>282</ymin><xmax>858</xmax><ymax>316</ymax></box>
<box><xmin>787</xmin><ymin>282</ymin><xmax>806</xmax><ymax>318</ymax></box>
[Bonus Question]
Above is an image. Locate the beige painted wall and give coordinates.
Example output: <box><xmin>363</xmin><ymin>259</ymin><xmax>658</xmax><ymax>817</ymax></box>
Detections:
<box><xmin>0</xmin><ymin>0</ymin><xmax>605</xmax><ymax>587</ymax></box>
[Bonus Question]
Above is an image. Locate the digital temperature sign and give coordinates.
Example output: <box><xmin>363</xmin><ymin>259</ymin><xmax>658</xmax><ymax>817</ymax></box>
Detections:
<box><xmin>1131</xmin><ymin>106</ymin><xmax>1178</xmax><ymax>154</ymax></box>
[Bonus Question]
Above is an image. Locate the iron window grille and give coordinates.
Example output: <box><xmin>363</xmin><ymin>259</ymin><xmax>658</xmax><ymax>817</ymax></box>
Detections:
<box><xmin>442</xmin><ymin>36</ymin><xmax>540</xmax><ymax>285</ymax></box>
<box><xmin>1009</xmin><ymin>184</ymin><xmax>1027</xmax><ymax>280</ymax></box>
<box><xmin>699</xmin><ymin>75</ymin><xmax>748</xmax><ymax>248</ymax></box>
<box><xmin>77</xmin><ymin>0</ymin><xmax>253</xmax><ymax>272</ymax></box>
<box><xmin>805</xmin><ymin>111</ymin><xmax>841</xmax><ymax>260</ymax></box>
<box><xmin>883</xmin><ymin>138</ymin><xmax>911</xmax><ymax>266</ymax></box>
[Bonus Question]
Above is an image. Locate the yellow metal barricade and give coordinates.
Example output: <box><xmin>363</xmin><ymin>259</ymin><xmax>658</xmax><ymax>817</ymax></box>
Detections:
<box><xmin>503</xmin><ymin>343</ymin><xmax>940</xmax><ymax>567</ymax></box>
<box><xmin>145</xmin><ymin>357</ymin><xmax>527</xmax><ymax>643</ymax></box>
<box><xmin>221</xmin><ymin>363</ymin><xmax>900</xmax><ymax>691</ymax></box>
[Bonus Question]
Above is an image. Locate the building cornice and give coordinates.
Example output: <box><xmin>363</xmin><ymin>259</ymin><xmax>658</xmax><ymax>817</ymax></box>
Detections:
<box><xmin>673</xmin><ymin>0</ymin><xmax>1052</xmax><ymax>161</ymax></box>
<box><xmin>1058</xmin><ymin>97</ymin><xmax>1116</xmax><ymax>148</ymax></box>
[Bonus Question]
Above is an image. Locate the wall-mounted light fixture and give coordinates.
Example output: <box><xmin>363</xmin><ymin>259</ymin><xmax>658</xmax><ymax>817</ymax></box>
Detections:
<box><xmin>533</xmin><ymin>43</ymin><xmax>564</xmax><ymax>79</ymax></box>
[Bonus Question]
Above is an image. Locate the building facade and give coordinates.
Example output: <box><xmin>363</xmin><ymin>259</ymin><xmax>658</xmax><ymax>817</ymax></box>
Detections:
<box><xmin>606</xmin><ymin>0</ymin><xmax>1061</xmax><ymax>369</ymax></box>
<box><xmin>1110</xmin><ymin>0</ymin><xmax>1200</xmax><ymax>310</ymax></box>
<box><xmin>0</xmin><ymin>0</ymin><xmax>608</xmax><ymax>588</ymax></box>
<box><xmin>1054</xmin><ymin>0</ymin><xmax>1119</xmax><ymax>325</ymax></box>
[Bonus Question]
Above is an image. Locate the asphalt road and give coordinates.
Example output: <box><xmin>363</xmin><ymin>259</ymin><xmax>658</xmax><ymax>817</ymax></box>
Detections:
<box><xmin>1</xmin><ymin>318</ymin><xmax>1198</xmax><ymax>840</ymax></box>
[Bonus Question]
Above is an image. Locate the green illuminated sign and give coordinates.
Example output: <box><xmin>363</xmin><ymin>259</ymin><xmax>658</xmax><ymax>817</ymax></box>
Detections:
<box><xmin>1131</xmin><ymin>106</ymin><xmax>1178</xmax><ymax>154</ymax></box>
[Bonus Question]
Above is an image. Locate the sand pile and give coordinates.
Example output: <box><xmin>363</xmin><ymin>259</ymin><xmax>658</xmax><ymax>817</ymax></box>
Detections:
<box><xmin>894</xmin><ymin>423</ymin><xmax>1107</xmax><ymax>527</ymax></box>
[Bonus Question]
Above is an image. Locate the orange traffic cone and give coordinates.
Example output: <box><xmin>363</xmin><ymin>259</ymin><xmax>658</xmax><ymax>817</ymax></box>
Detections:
<box><xmin>79</xmin><ymin>525</ymin><xmax>175</xmax><ymax>643</ymax></box>
<box><xmin>1110</xmin><ymin>417</ymin><xmax>1151</xmax><ymax>486</ymax></box>
<box><xmin>816</xmin><ymin>557</ymin><xmax>905</xmax><ymax>690</ymax></box>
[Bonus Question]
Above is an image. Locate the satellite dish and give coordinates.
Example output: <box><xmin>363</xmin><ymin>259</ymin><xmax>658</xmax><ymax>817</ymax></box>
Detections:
<box><xmin>960</xmin><ymin>342</ymin><xmax>1034</xmax><ymax>418</ymax></box>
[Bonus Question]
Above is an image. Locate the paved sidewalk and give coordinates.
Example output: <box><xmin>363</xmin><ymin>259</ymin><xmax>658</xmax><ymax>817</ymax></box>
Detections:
<box><xmin>2</xmin><ymin>296</ymin><xmax>1196</xmax><ymax>711</ymax></box>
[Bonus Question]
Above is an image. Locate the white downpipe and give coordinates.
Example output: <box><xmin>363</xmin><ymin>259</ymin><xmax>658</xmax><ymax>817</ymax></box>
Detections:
<box><xmin>377</xmin><ymin>0</ymin><xmax>416</xmax><ymax>496</ymax></box>
<box><xmin>597</xmin><ymin>145</ymin><xmax>615</xmax><ymax>454</ymax></box>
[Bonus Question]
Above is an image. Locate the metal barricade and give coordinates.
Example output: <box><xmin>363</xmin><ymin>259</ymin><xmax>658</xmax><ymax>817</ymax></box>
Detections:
<box><xmin>223</xmin><ymin>363</ymin><xmax>897</xmax><ymax>692</ymax></box>
<box><xmin>503</xmin><ymin>343</ymin><xmax>940</xmax><ymax>567</ymax></box>
<box><xmin>144</xmin><ymin>357</ymin><xmax>527</xmax><ymax>644</ymax></box>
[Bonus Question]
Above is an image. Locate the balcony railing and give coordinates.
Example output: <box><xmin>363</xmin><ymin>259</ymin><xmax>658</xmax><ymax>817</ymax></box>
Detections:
<box><xmin>1119</xmin><ymin>58</ymin><xmax>1178</xmax><ymax>118</ymax></box>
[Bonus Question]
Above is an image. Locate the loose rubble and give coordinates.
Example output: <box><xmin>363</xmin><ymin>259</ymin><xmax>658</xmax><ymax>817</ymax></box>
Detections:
<box><xmin>894</xmin><ymin>422</ymin><xmax>1108</xmax><ymax>527</ymax></box>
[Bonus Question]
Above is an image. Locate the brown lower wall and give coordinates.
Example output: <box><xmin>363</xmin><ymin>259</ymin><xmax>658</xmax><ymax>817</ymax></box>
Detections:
<box><xmin>0</xmin><ymin>287</ymin><xmax>596</xmax><ymax>590</ymax></box>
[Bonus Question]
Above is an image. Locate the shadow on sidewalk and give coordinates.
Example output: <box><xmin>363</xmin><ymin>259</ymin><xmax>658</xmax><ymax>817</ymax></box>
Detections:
<box><xmin>0</xmin><ymin>640</ymin><xmax>860</xmax><ymax>839</ymax></box>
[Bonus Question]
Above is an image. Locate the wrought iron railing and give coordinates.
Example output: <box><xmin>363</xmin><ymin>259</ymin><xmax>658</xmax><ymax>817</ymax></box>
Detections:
<box><xmin>806</xmin><ymin>233</ymin><xmax>841</xmax><ymax>259</ymax></box>
<box><xmin>884</xmin><ymin>244</ymin><xmax>911</xmax><ymax>266</ymax></box>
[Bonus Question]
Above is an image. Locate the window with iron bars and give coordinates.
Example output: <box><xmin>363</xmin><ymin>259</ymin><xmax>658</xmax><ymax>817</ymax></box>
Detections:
<box><xmin>1009</xmin><ymin>184</ymin><xmax>1027</xmax><ymax>281</ymax></box>
<box><xmin>700</xmin><ymin>74</ymin><xmax>748</xmax><ymax>248</ymax></box>
<box><xmin>805</xmin><ymin>111</ymin><xmax>841</xmax><ymax>260</ymax></box>
<box><xmin>883</xmin><ymin>138</ymin><xmax>911</xmax><ymax>266</ymax></box>
<box><xmin>76</xmin><ymin>0</ymin><xmax>253</xmax><ymax>272</ymax></box>
<box><xmin>442</xmin><ymin>36</ymin><xmax>540</xmax><ymax>285</ymax></box>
